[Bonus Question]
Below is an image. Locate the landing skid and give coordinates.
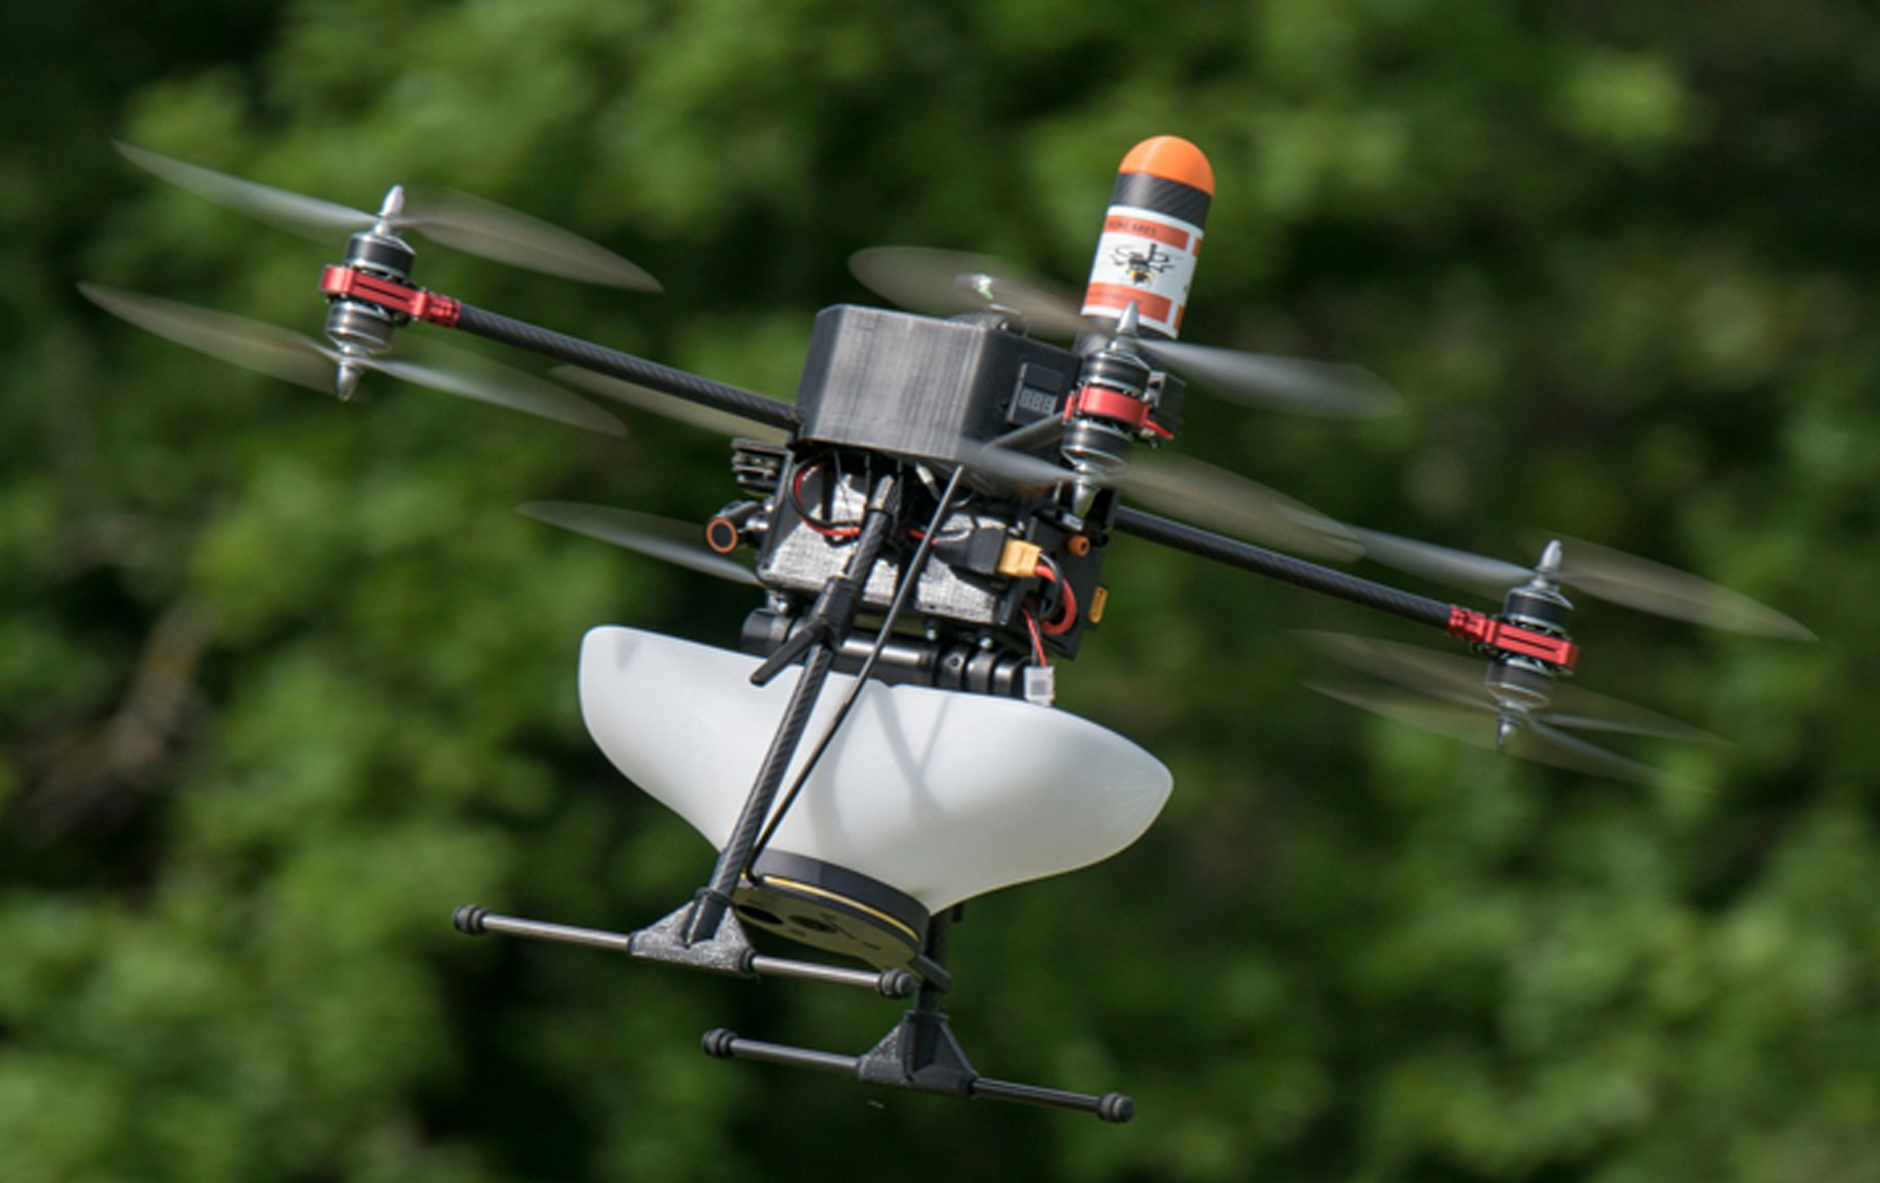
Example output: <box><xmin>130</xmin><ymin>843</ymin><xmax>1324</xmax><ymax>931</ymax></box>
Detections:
<box><xmin>454</xmin><ymin>901</ymin><xmax>1134</xmax><ymax>1123</ymax></box>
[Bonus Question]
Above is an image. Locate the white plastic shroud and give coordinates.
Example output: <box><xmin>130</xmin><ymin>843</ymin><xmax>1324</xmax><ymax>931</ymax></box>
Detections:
<box><xmin>578</xmin><ymin>627</ymin><xmax>1173</xmax><ymax>912</ymax></box>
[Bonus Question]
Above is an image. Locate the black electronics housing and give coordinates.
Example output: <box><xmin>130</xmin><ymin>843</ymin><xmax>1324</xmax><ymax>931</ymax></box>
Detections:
<box><xmin>793</xmin><ymin>306</ymin><xmax>1076</xmax><ymax>459</ymax></box>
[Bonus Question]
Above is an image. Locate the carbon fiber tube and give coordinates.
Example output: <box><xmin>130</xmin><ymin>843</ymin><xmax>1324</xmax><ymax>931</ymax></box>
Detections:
<box><xmin>970</xmin><ymin>1078</ymin><xmax>1136</xmax><ymax>1123</ymax></box>
<box><xmin>1111</xmin><ymin>505</ymin><xmax>1456</xmax><ymax>630</ymax></box>
<box><xmin>469</xmin><ymin>910</ymin><xmax>635</xmax><ymax>954</ymax></box>
<box><xmin>702</xmin><ymin>1030</ymin><xmax>860</xmax><ymax>1075</ymax></box>
<box><xmin>746</xmin><ymin>956</ymin><xmax>918</xmax><ymax>997</ymax></box>
<box><xmin>686</xmin><ymin>477</ymin><xmax>900</xmax><ymax>943</ymax></box>
<box><xmin>453</xmin><ymin>303</ymin><xmax>800</xmax><ymax>432</ymax></box>
<box><xmin>683</xmin><ymin>642</ymin><xmax>836</xmax><ymax>944</ymax></box>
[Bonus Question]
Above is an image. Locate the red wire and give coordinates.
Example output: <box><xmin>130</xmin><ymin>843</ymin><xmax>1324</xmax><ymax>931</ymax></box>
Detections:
<box><xmin>790</xmin><ymin>463</ymin><xmax>860</xmax><ymax>539</ymax></box>
<box><xmin>1022</xmin><ymin>607</ymin><xmax>1048</xmax><ymax>666</ymax></box>
<box><xmin>1035</xmin><ymin>558</ymin><xmax>1078</xmax><ymax>636</ymax></box>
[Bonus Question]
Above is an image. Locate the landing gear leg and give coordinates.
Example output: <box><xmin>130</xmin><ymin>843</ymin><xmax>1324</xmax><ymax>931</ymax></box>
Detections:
<box><xmin>703</xmin><ymin>912</ymin><xmax>1137</xmax><ymax>1123</ymax></box>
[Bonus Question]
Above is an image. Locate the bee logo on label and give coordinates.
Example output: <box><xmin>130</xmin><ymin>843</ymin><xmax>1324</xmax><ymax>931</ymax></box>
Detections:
<box><xmin>1111</xmin><ymin>242</ymin><xmax>1175</xmax><ymax>287</ymax></box>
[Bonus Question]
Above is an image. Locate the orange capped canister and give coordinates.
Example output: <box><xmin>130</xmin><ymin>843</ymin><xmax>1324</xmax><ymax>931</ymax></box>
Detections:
<box><xmin>1080</xmin><ymin>136</ymin><xmax>1214</xmax><ymax>340</ymax></box>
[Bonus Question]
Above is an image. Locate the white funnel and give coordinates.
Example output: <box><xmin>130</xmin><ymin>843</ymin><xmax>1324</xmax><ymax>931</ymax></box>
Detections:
<box><xmin>578</xmin><ymin>627</ymin><xmax>1172</xmax><ymax>912</ymax></box>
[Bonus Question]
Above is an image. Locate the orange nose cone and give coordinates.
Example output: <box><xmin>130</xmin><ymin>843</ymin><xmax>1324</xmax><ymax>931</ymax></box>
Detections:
<box><xmin>1118</xmin><ymin>136</ymin><xmax>1215</xmax><ymax>196</ymax></box>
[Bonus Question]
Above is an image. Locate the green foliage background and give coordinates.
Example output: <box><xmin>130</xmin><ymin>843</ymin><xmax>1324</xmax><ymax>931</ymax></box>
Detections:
<box><xmin>5</xmin><ymin>1</ymin><xmax>1877</xmax><ymax>1179</ymax></box>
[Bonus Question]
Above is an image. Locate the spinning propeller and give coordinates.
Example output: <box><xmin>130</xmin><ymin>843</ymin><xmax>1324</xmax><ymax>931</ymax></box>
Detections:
<box><xmin>1353</xmin><ymin>527</ymin><xmax>1816</xmax><ymax>640</ymax></box>
<box><xmin>92</xmin><ymin>143</ymin><xmax>670</xmax><ymax>417</ymax></box>
<box><xmin>1307</xmin><ymin>531</ymin><xmax>1809</xmax><ymax>781</ymax></box>
<box><xmin>117</xmin><ymin>144</ymin><xmax>661</xmax><ymax>291</ymax></box>
<box><xmin>850</xmin><ymin>246</ymin><xmax>1400</xmax><ymax>419</ymax></box>
<box><xmin>1305</xmin><ymin>631</ymin><xmax>1718</xmax><ymax>786</ymax></box>
<box><xmin>79</xmin><ymin>284</ymin><xmax>626</xmax><ymax>435</ymax></box>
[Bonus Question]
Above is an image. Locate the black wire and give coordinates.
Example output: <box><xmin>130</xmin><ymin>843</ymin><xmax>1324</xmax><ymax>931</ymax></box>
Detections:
<box><xmin>743</xmin><ymin>465</ymin><xmax>970</xmax><ymax>872</ymax></box>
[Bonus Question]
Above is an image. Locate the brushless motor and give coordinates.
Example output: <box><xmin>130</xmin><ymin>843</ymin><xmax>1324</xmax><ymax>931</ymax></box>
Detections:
<box><xmin>325</xmin><ymin>187</ymin><xmax>414</xmax><ymax>398</ymax></box>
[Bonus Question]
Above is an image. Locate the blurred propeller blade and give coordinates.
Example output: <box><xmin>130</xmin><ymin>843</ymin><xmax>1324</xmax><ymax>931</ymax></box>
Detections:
<box><xmin>369</xmin><ymin>356</ymin><xmax>626</xmax><ymax>436</ymax></box>
<box><xmin>517</xmin><ymin>502</ymin><xmax>759</xmax><ymax>585</ymax></box>
<box><xmin>1301</xmin><ymin>631</ymin><xmax>1720</xmax><ymax>744</ymax></box>
<box><xmin>402</xmin><ymin>189</ymin><xmax>662</xmax><ymax>290</ymax></box>
<box><xmin>849</xmin><ymin>245</ymin><xmax>1397</xmax><ymax>417</ymax></box>
<box><xmin>1131</xmin><ymin>338</ymin><xmax>1399</xmax><ymax>418</ymax></box>
<box><xmin>1349</xmin><ymin>527</ymin><xmax>1533</xmax><ymax>596</ymax></box>
<box><xmin>1124</xmin><ymin>455</ymin><xmax>1362</xmax><ymax>561</ymax></box>
<box><xmin>1352</xmin><ymin>526</ymin><xmax>1813</xmax><ymax>639</ymax></box>
<box><xmin>82</xmin><ymin>285</ymin><xmax>625</xmax><ymax>435</ymax></box>
<box><xmin>82</xmin><ymin>283</ymin><xmax>344</xmax><ymax>393</ymax></box>
<box><xmin>1528</xmin><ymin>532</ymin><xmax>1816</xmax><ymax>641</ymax></box>
<box><xmin>118</xmin><ymin>143</ymin><xmax>660</xmax><ymax>290</ymax></box>
<box><xmin>935</xmin><ymin>425</ymin><xmax>1360</xmax><ymax>561</ymax></box>
<box><xmin>1306</xmin><ymin>630</ymin><xmax>1499</xmax><ymax>702</ymax></box>
<box><xmin>1520</xmin><ymin>716</ymin><xmax>1682</xmax><ymax>784</ymax></box>
<box><xmin>551</xmin><ymin>367</ymin><xmax>789</xmax><ymax>443</ymax></box>
<box><xmin>117</xmin><ymin>142</ymin><xmax>373</xmax><ymax>236</ymax></box>
<box><xmin>1309</xmin><ymin>680</ymin><xmax>1674</xmax><ymax>785</ymax></box>
<box><xmin>947</xmin><ymin>442</ymin><xmax>1079</xmax><ymax>489</ymax></box>
<box><xmin>849</xmin><ymin>246</ymin><xmax>1087</xmax><ymax>336</ymax></box>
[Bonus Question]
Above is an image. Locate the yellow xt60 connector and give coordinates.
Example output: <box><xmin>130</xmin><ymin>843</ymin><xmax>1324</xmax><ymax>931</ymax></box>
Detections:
<box><xmin>996</xmin><ymin>539</ymin><xmax>1044</xmax><ymax>579</ymax></box>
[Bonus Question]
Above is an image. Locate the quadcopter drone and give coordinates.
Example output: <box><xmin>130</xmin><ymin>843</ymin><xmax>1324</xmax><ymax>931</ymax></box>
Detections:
<box><xmin>86</xmin><ymin>137</ymin><xmax>1810</xmax><ymax>1123</ymax></box>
